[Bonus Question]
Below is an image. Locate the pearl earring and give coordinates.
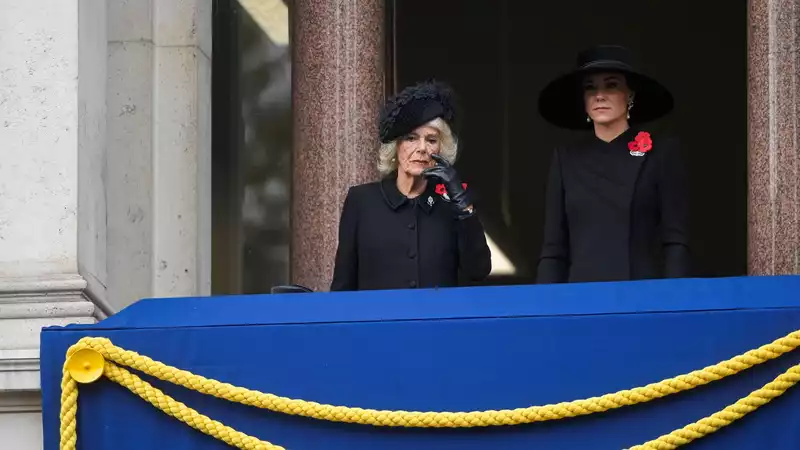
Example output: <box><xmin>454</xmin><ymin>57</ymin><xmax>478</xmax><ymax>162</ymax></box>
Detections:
<box><xmin>586</xmin><ymin>116</ymin><xmax>591</xmax><ymax>123</ymax></box>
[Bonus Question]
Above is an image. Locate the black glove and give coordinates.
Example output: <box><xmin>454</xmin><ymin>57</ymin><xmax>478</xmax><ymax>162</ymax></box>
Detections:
<box><xmin>423</xmin><ymin>153</ymin><xmax>474</xmax><ymax>218</ymax></box>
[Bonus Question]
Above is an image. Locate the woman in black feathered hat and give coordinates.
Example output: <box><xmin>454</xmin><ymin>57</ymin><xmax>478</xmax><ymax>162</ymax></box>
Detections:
<box><xmin>330</xmin><ymin>81</ymin><xmax>491</xmax><ymax>291</ymax></box>
<box><xmin>536</xmin><ymin>45</ymin><xmax>691</xmax><ymax>284</ymax></box>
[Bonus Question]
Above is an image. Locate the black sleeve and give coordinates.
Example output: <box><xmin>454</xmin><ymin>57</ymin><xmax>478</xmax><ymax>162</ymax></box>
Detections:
<box><xmin>330</xmin><ymin>188</ymin><xmax>359</xmax><ymax>291</ymax></box>
<box><xmin>658</xmin><ymin>138</ymin><xmax>692</xmax><ymax>278</ymax></box>
<box><xmin>456</xmin><ymin>213</ymin><xmax>492</xmax><ymax>281</ymax></box>
<box><xmin>536</xmin><ymin>148</ymin><xmax>570</xmax><ymax>283</ymax></box>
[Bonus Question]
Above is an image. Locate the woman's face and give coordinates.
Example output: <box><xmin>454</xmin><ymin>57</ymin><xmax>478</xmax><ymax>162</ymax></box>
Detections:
<box><xmin>583</xmin><ymin>72</ymin><xmax>632</xmax><ymax>126</ymax></box>
<box><xmin>396</xmin><ymin>124</ymin><xmax>441</xmax><ymax>177</ymax></box>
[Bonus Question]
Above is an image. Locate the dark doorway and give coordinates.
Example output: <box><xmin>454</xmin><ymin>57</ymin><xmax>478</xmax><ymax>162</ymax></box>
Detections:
<box><xmin>389</xmin><ymin>0</ymin><xmax>748</xmax><ymax>284</ymax></box>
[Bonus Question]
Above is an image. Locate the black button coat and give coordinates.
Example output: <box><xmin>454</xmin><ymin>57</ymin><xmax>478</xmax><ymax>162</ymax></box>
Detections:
<box><xmin>537</xmin><ymin>128</ymin><xmax>691</xmax><ymax>283</ymax></box>
<box><xmin>331</xmin><ymin>175</ymin><xmax>492</xmax><ymax>291</ymax></box>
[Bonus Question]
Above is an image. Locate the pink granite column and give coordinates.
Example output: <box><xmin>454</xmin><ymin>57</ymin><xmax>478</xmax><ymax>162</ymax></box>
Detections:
<box><xmin>291</xmin><ymin>0</ymin><xmax>384</xmax><ymax>291</ymax></box>
<box><xmin>748</xmin><ymin>0</ymin><xmax>800</xmax><ymax>275</ymax></box>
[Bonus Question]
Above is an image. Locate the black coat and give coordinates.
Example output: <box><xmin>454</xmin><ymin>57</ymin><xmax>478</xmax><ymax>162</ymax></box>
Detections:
<box><xmin>331</xmin><ymin>175</ymin><xmax>492</xmax><ymax>291</ymax></box>
<box><xmin>537</xmin><ymin>128</ymin><xmax>691</xmax><ymax>283</ymax></box>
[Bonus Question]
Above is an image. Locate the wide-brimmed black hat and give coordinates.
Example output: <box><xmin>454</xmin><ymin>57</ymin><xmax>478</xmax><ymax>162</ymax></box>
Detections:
<box><xmin>538</xmin><ymin>45</ymin><xmax>673</xmax><ymax>130</ymax></box>
<box><xmin>379</xmin><ymin>80</ymin><xmax>459</xmax><ymax>143</ymax></box>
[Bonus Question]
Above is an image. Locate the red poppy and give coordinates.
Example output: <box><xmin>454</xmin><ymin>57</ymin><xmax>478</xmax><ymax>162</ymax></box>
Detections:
<box><xmin>434</xmin><ymin>183</ymin><xmax>468</xmax><ymax>196</ymax></box>
<box><xmin>635</xmin><ymin>132</ymin><xmax>653</xmax><ymax>152</ymax></box>
<box><xmin>628</xmin><ymin>131</ymin><xmax>653</xmax><ymax>154</ymax></box>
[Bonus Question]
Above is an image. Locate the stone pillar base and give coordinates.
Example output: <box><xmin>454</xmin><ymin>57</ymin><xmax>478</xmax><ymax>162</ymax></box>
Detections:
<box><xmin>0</xmin><ymin>274</ymin><xmax>96</xmax><ymax>392</ymax></box>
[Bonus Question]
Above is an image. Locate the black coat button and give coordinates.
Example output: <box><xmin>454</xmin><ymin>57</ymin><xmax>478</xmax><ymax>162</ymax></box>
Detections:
<box><xmin>409</xmin><ymin>280</ymin><xmax>417</xmax><ymax>288</ymax></box>
<box><xmin>408</xmin><ymin>250</ymin><xmax>417</xmax><ymax>259</ymax></box>
<box><xmin>408</xmin><ymin>223</ymin><xmax>415</xmax><ymax>230</ymax></box>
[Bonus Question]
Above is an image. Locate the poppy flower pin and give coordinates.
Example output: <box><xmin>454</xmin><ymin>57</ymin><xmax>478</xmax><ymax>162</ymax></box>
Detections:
<box><xmin>628</xmin><ymin>131</ymin><xmax>653</xmax><ymax>157</ymax></box>
<box><xmin>435</xmin><ymin>183</ymin><xmax>468</xmax><ymax>202</ymax></box>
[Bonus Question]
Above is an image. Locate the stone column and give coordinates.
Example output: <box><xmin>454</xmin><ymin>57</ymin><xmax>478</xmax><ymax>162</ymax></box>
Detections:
<box><xmin>0</xmin><ymin>0</ymin><xmax>98</xmax><ymax>446</ymax></box>
<box><xmin>105</xmin><ymin>0</ymin><xmax>213</xmax><ymax>308</ymax></box>
<box><xmin>291</xmin><ymin>0</ymin><xmax>385</xmax><ymax>291</ymax></box>
<box><xmin>747</xmin><ymin>0</ymin><xmax>800</xmax><ymax>275</ymax></box>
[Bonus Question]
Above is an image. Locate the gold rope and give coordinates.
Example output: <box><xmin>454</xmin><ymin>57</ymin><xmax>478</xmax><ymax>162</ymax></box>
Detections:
<box><xmin>59</xmin><ymin>330</ymin><xmax>800</xmax><ymax>449</ymax></box>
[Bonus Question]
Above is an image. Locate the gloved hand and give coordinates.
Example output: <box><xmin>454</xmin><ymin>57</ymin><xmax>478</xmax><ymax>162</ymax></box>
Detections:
<box><xmin>423</xmin><ymin>153</ymin><xmax>474</xmax><ymax>218</ymax></box>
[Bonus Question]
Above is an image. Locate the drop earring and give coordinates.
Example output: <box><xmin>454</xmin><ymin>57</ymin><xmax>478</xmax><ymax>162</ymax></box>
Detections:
<box><xmin>586</xmin><ymin>116</ymin><xmax>591</xmax><ymax>123</ymax></box>
<box><xmin>627</xmin><ymin>97</ymin><xmax>635</xmax><ymax>120</ymax></box>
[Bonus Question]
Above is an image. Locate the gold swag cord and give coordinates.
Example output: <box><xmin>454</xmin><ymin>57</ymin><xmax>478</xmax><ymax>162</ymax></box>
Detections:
<box><xmin>60</xmin><ymin>331</ymin><xmax>800</xmax><ymax>450</ymax></box>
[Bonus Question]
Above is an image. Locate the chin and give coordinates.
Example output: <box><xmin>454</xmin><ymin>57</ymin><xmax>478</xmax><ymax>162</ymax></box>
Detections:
<box><xmin>402</xmin><ymin>168</ymin><xmax>425</xmax><ymax>177</ymax></box>
<box><xmin>591</xmin><ymin>114</ymin><xmax>624</xmax><ymax>125</ymax></box>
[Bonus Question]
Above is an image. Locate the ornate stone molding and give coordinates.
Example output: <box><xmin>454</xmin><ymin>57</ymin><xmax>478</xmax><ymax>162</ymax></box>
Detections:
<box><xmin>1</xmin><ymin>274</ymin><xmax>89</xmax><ymax>303</ymax></box>
<box><xmin>0</xmin><ymin>274</ymin><xmax>96</xmax><ymax>392</ymax></box>
<box><xmin>0</xmin><ymin>390</ymin><xmax>41</xmax><ymax>414</ymax></box>
<box><xmin>0</xmin><ymin>349</ymin><xmax>40</xmax><ymax>395</ymax></box>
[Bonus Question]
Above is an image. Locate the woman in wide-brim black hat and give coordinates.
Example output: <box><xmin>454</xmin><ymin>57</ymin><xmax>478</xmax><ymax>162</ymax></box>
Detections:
<box><xmin>330</xmin><ymin>80</ymin><xmax>491</xmax><ymax>291</ymax></box>
<box><xmin>536</xmin><ymin>45</ymin><xmax>691</xmax><ymax>284</ymax></box>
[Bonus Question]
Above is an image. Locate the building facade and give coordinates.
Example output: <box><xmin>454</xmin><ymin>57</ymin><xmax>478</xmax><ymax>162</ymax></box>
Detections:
<box><xmin>1</xmin><ymin>0</ymin><xmax>798</xmax><ymax>448</ymax></box>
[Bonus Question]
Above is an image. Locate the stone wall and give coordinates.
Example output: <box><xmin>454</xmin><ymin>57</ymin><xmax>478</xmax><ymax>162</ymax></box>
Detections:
<box><xmin>0</xmin><ymin>1</ymin><xmax>213</xmax><ymax>448</ymax></box>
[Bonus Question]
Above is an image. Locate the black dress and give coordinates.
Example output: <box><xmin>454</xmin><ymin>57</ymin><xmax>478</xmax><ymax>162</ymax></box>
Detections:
<box><xmin>537</xmin><ymin>128</ymin><xmax>691</xmax><ymax>283</ymax></box>
<box><xmin>331</xmin><ymin>175</ymin><xmax>492</xmax><ymax>291</ymax></box>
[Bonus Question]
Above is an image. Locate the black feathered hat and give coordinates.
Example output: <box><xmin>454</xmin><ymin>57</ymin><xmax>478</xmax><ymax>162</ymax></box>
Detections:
<box><xmin>538</xmin><ymin>45</ymin><xmax>674</xmax><ymax>130</ymax></box>
<box><xmin>379</xmin><ymin>80</ymin><xmax>459</xmax><ymax>143</ymax></box>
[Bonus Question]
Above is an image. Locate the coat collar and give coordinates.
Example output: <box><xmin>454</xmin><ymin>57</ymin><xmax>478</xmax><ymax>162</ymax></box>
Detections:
<box><xmin>573</xmin><ymin>126</ymin><xmax>648</xmax><ymax>205</ymax></box>
<box><xmin>591</xmin><ymin>126</ymin><xmax>637</xmax><ymax>146</ymax></box>
<box><xmin>379</xmin><ymin>173</ymin><xmax>437</xmax><ymax>214</ymax></box>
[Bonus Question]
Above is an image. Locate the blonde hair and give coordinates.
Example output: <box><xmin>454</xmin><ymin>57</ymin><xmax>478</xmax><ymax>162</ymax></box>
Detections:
<box><xmin>377</xmin><ymin>118</ymin><xmax>458</xmax><ymax>176</ymax></box>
